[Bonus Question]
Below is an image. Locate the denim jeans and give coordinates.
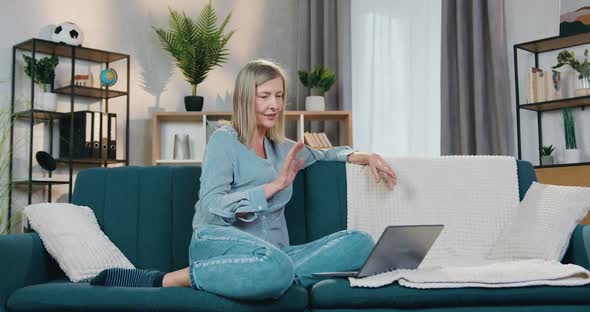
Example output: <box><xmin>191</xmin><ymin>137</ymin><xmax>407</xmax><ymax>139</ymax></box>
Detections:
<box><xmin>189</xmin><ymin>226</ymin><xmax>374</xmax><ymax>300</ymax></box>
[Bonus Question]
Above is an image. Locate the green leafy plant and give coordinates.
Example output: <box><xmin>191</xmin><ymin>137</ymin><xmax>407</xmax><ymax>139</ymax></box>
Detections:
<box><xmin>153</xmin><ymin>1</ymin><xmax>234</xmax><ymax>97</ymax></box>
<box><xmin>298</xmin><ymin>65</ymin><xmax>336</xmax><ymax>96</ymax></box>
<box><xmin>23</xmin><ymin>55</ymin><xmax>59</xmax><ymax>92</ymax></box>
<box><xmin>553</xmin><ymin>49</ymin><xmax>590</xmax><ymax>79</ymax></box>
<box><xmin>562</xmin><ymin>108</ymin><xmax>577</xmax><ymax>149</ymax></box>
<box><xmin>540</xmin><ymin>144</ymin><xmax>556</xmax><ymax>157</ymax></box>
<box><xmin>0</xmin><ymin>105</ymin><xmax>22</xmax><ymax>234</ymax></box>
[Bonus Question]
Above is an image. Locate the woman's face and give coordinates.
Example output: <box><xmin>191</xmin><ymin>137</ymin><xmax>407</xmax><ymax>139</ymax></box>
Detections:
<box><xmin>254</xmin><ymin>76</ymin><xmax>284</xmax><ymax>131</ymax></box>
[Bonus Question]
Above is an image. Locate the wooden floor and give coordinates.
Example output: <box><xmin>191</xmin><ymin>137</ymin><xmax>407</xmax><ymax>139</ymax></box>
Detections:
<box><xmin>535</xmin><ymin>165</ymin><xmax>590</xmax><ymax>224</ymax></box>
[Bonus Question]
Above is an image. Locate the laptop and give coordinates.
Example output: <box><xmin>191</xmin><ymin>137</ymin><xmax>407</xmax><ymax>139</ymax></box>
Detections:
<box><xmin>312</xmin><ymin>224</ymin><xmax>444</xmax><ymax>278</ymax></box>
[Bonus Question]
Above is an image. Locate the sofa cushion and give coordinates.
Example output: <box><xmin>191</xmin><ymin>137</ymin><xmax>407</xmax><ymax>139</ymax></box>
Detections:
<box><xmin>72</xmin><ymin>166</ymin><xmax>200</xmax><ymax>272</ymax></box>
<box><xmin>7</xmin><ymin>280</ymin><xmax>307</xmax><ymax>312</ymax></box>
<box><xmin>309</xmin><ymin>279</ymin><xmax>590</xmax><ymax>309</ymax></box>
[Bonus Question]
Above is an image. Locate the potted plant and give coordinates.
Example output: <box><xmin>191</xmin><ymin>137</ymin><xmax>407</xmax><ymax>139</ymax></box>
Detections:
<box><xmin>154</xmin><ymin>2</ymin><xmax>234</xmax><ymax>111</ymax></box>
<box><xmin>0</xmin><ymin>82</ymin><xmax>20</xmax><ymax>233</ymax></box>
<box><xmin>562</xmin><ymin>107</ymin><xmax>580</xmax><ymax>163</ymax></box>
<box><xmin>298</xmin><ymin>65</ymin><xmax>336</xmax><ymax>111</ymax></box>
<box><xmin>23</xmin><ymin>55</ymin><xmax>59</xmax><ymax>111</ymax></box>
<box><xmin>540</xmin><ymin>144</ymin><xmax>556</xmax><ymax>166</ymax></box>
<box><xmin>553</xmin><ymin>49</ymin><xmax>590</xmax><ymax>96</ymax></box>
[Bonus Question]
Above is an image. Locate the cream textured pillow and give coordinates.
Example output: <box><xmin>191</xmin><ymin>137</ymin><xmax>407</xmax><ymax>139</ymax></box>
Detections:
<box><xmin>488</xmin><ymin>182</ymin><xmax>590</xmax><ymax>262</ymax></box>
<box><xmin>23</xmin><ymin>203</ymin><xmax>134</xmax><ymax>282</ymax></box>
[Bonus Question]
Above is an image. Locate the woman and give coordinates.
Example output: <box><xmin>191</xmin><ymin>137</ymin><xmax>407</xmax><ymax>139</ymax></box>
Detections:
<box><xmin>91</xmin><ymin>59</ymin><xmax>397</xmax><ymax>300</ymax></box>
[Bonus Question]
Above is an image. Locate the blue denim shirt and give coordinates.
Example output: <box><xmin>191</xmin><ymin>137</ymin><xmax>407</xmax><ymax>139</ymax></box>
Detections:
<box><xmin>192</xmin><ymin>124</ymin><xmax>354</xmax><ymax>248</ymax></box>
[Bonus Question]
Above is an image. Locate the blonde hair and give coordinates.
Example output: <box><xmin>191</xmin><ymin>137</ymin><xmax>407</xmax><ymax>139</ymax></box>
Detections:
<box><xmin>231</xmin><ymin>59</ymin><xmax>287</xmax><ymax>148</ymax></box>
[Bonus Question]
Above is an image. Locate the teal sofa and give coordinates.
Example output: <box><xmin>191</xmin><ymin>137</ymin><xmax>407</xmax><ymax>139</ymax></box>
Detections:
<box><xmin>1</xmin><ymin>160</ymin><xmax>590</xmax><ymax>311</ymax></box>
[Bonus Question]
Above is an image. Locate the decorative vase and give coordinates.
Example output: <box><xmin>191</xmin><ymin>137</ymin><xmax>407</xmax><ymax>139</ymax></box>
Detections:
<box><xmin>173</xmin><ymin>134</ymin><xmax>190</xmax><ymax>160</ymax></box>
<box><xmin>541</xmin><ymin>155</ymin><xmax>554</xmax><ymax>166</ymax></box>
<box><xmin>574</xmin><ymin>75</ymin><xmax>590</xmax><ymax>97</ymax></box>
<box><xmin>185</xmin><ymin>96</ymin><xmax>203</xmax><ymax>111</ymax></box>
<box><xmin>35</xmin><ymin>92</ymin><xmax>57</xmax><ymax>111</ymax></box>
<box><xmin>561</xmin><ymin>70</ymin><xmax>576</xmax><ymax>98</ymax></box>
<box><xmin>563</xmin><ymin>148</ymin><xmax>581</xmax><ymax>163</ymax></box>
<box><xmin>305</xmin><ymin>96</ymin><xmax>325</xmax><ymax>111</ymax></box>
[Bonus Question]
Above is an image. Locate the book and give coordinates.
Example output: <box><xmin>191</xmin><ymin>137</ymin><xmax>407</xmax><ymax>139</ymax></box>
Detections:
<box><xmin>316</xmin><ymin>132</ymin><xmax>328</xmax><ymax>148</ymax></box>
<box><xmin>537</xmin><ymin>69</ymin><xmax>546</xmax><ymax>102</ymax></box>
<box><xmin>303</xmin><ymin>132</ymin><xmax>316</xmax><ymax>147</ymax></box>
<box><xmin>307</xmin><ymin>132</ymin><xmax>321</xmax><ymax>148</ymax></box>
<box><xmin>320</xmin><ymin>132</ymin><xmax>333</xmax><ymax>147</ymax></box>
<box><xmin>313</xmin><ymin>132</ymin><xmax>326</xmax><ymax>148</ymax></box>
<box><xmin>311</xmin><ymin>132</ymin><xmax>321</xmax><ymax>148</ymax></box>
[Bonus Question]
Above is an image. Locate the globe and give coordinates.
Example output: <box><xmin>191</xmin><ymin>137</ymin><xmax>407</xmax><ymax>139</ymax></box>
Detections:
<box><xmin>100</xmin><ymin>68</ymin><xmax>118</xmax><ymax>87</ymax></box>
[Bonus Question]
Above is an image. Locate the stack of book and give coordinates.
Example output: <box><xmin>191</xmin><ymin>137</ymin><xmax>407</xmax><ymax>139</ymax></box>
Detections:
<box><xmin>304</xmin><ymin>132</ymin><xmax>332</xmax><ymax>149</ymax></box>
<box><xmin>525</xmin><ymin>67</ymin><xmax>562</xmax><ymax>103</ymax></box>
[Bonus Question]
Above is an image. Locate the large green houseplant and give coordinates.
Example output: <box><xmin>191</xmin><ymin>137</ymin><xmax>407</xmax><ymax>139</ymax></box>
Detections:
<box><xmin>0</xmin><ymin>105</ymin><xmax>14</xmax><ymax>234</ymax></box>
<box><xmin>154</xmin><ymin>1</ymin><xmax>234</xmax><ymax>111</ymax></box>
<box><xmin>0</xmin><ymin>79</ymin><xmax>21</xmax><ymax>233</ymax></box>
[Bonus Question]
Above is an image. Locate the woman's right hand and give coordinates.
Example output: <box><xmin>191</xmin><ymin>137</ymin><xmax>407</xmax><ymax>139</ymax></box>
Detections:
<box><xmin>265</xmin><ymin>141</ymin><xmax>305</xmax><ymax>199</ymax></box>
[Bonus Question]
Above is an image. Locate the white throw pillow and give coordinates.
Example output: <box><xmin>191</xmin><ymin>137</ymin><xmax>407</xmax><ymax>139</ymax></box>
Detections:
<box><xmin>488</xmin><ymin>182</ymin><xmax>590</xmax><ymax>262</ymax></box>
<box><xmin>23</xmin><ymin>203</ymin><xmax>134</xmax><ymax>282</ymax></box>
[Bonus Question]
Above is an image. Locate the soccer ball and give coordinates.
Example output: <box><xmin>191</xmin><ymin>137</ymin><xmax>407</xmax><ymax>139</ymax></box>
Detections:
<box><xmin>52</xmin><ymin>22</ymin><xmax>84</xmax><ymax>46</ymax></box>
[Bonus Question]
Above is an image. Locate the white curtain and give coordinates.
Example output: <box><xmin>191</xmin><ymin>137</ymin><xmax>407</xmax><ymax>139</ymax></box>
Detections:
<box><xmin>351</xmin><ymin>0</ymin><xmax>441</xmax><ymax>156</ymax></box>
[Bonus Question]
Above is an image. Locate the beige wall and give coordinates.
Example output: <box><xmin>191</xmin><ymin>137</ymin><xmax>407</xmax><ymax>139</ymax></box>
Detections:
<box><xmin>0</xmin><ymin>0</ymin><xmax>301</xmax><ymax>223</ymax></box>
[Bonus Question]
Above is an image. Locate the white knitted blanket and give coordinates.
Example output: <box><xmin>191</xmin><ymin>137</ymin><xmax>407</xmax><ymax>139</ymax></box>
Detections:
<box><xmin>349</xmin><ymin>259</ymin><xmax>590</xmax><ymax>288</ymax></box>
<box><xmin>347</xmin><ymin>156</ymin><xmax>520</xmax><ymax>268</ymax></box>
<box><xmin>346</xmin><ymin>156</ymin><xmax>590</xmax><ymax>288</ymax></box>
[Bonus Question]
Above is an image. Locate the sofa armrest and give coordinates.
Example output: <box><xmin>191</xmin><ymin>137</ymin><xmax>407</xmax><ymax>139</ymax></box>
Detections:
<box><xmin>0</xmin><ymin>233</ymin><xmax>62</xmax><ymax>312</ymax></box>
<box><xmin>563</xmin><ymin>225</ymin><xmax>590</xmax><ymax>270</ymax></box>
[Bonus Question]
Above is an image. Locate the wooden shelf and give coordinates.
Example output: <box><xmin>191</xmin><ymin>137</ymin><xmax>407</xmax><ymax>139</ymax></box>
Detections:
<box><xmin>285</xmin><ymin>111</ymin><xmax>351</xmax><ymax>120</ymax></box>
<box><xmin>55</xmin><ymin>158</ymin><xmax>126</xmax><ymax>165</ymax></box>
<box><xmin>534</xmin><ymin>161</ymin><xmax>590</xmax><ymax>169</ymax></box>
<box><xmin>151</xmin><ymin>111</ymin><xmax>353</xmax><ymax>165</ymax></box>
<box><xmin>516</xmin><ymin>32</ymin><xmax>590</xmax><ymax>53</ymax></box>
<box><xmin>14</xmin><ymin>109</ymin><xmax>64</xmax><ymax>120</ymax></box>
<box><xmin>519</xmin><ymin>96</ymin><xmax>590</xmax><ymax>112</ymax></box>
<box><xmin>53</xmin><ymin>86</ymin><xmax>127</xmax><ymax>99</ymax></box>
<box><xmin>14</xmin><ymin>38</ymin><xmax>128</xmax><ymax>63</ymax></box>
<box><xmin>154</xmin><ymin>112</ymin><xmax>231</xmax><ymax>122</ymax></box>
<box><xmin>13</xmin><ymin>179</ymin><xmax>70</xmax><ymax>185</ymax></box>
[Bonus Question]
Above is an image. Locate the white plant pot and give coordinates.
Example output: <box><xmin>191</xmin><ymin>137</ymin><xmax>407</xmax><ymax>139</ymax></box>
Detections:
<box><xmin>563</xmin><ymin>149</ymin><xmax>581</xmax><ymax>164</ymax></box>
<box><xmin>305</xmin><ymin>96</ymin><xmax>325</xmax><ymax>111</ymax></box>
<box><xmin>35</xmin><ymin>92</ymin><xmax>57</xmax><ymax>111</ymax></box>
<box><xmin>541</xmin><ymin>155</ymin><xmax>554</xmax><ymax>166</ymax></box>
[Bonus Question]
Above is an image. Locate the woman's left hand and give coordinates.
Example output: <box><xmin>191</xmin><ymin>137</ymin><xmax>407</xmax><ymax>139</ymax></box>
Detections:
<box><xmin>348</xmin><ymin>152</ymin><xmax>397</xmax><ymax>190</ymax></box>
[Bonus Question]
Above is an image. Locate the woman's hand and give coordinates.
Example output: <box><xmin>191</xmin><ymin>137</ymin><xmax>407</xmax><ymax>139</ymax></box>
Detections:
<box><xmin>348</xmin><ymin>152</ymin><xmax>397</xmax><ymax>190</ymax></box>
<box><xmin>265</xmin><ymin>141</ymin><xmax>305</xmax><ymax>198</ymax></box>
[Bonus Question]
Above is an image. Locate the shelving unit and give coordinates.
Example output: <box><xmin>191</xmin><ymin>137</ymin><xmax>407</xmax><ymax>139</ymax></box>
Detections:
<box><xmin>515</xmin><ymin>33</ymin><xmax>590</xmax><ymax>224</ymax></box>
<box><xmin>514</xmin><ymin>32</ymin><xmax>590</xmax><ymax>168</ymax></box>
<box><xmin>9</xmin><ymin>38</ymin><xmax>130</xmax><ymax>223</ymax></box>
<box><xmin>151</xmin><ymin>111</ymin><xmax>353</xmax><ymax>165</ymax></box>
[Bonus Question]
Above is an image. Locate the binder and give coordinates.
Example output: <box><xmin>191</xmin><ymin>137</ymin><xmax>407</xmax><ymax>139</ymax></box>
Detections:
<box><xmin>59</xmin><ymin>111</ymin><xmax>94</xmax><ymax>159</ymax></box>
<box><xmin>101</xmin><ymin>112</ymin><xmax>108</xmax><ymax>160</ymax></box>
<box><xmin>108</xmin><ymin>113</ymin><xmax>117</xmax><ymax>160</ymax></box>
<box><xmin>92</xmin><ymin>111</ymin><xmax>101</xmax><ymax>159</ymax></box>
<box><xmin>84</xmin><ymin>111</ymin><xmax>93</xmax><ymax>156</ymax></box>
